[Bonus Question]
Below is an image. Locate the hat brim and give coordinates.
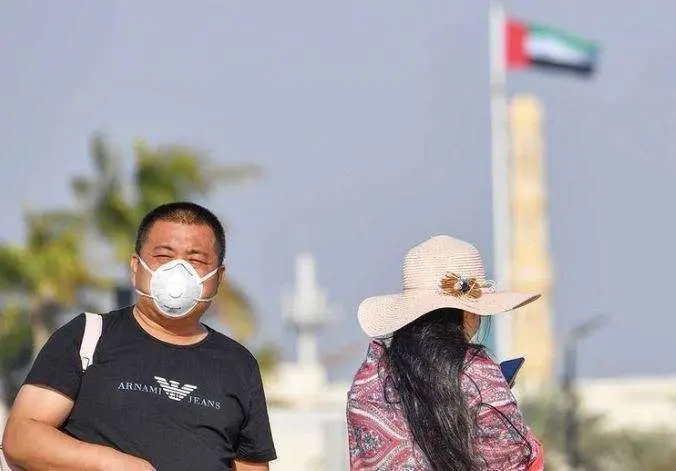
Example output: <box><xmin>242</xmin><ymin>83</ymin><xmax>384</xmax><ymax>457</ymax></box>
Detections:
<box><xmin>357</xmin><ymin>290</ymin><xmax>541</xmax><ymax>338</ymax></box>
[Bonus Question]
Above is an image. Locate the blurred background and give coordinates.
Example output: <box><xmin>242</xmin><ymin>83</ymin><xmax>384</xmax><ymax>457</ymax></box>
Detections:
<box><xmin>1</xmin><ymin>1</ymin><xmax>675</xmax><ymax>470</ymax></box>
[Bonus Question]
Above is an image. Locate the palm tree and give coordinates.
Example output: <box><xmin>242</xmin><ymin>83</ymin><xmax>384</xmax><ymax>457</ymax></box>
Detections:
<box><xmin>0</xmin><ymin>211</ymin><xmax>106</xmax><ymax>355</ymax></box>
<box><xmin>0</xmin><ymin>303</ymin><xmax>32</xmax><ymax>402</ymax></box>
<box><xmin>71</xmin><ymin>133</ymin><xmax>262</xmax><ymax>342</ymax></box>
<box><xmin>0</xmin><ymin>210</ymin><xmax>106</xmax><ymax>403</ymax></box>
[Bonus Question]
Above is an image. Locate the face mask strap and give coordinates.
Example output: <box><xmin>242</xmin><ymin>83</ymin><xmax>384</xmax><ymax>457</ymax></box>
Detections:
<box><xmin>195</xmin><ymin>267</ymin><xmax>221</xmax><ymax>302</ymax></box>
<box><xmin>199</xmin><ymin>266</ymin><xmax>221</xmax><ymax>283</ymax></box>
<box><xmin>137</xmin><ymin>255</ymin><xmax>154</xmax><ymax>274</ymax></box>
<box><xmin>135</xmin><ymin>289</ymin><xmax>152</xmax><ymax>299</ymax></box>
<box><xmin>134</xmin><ymin>257</ymin><xmax>154</xmax><ymax>300</ymax></box>
<box><xmin>195</xmin><ymin>293</ymin><xmax>217</xmax><ymax>303</ymax></box>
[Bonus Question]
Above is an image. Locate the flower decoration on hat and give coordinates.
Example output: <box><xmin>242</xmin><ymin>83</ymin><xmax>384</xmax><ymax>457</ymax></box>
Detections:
<box><xmin>440</xmin><ymin>273</ymin><xmax>484</xmax><ymax>299</ymax></box>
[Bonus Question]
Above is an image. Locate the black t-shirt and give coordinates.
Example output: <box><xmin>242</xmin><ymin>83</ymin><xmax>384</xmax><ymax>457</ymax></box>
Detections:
<box><xmin>24</xmin><ymin>307</ymin><xmax>276</xmax><ymax>471</ymax></box>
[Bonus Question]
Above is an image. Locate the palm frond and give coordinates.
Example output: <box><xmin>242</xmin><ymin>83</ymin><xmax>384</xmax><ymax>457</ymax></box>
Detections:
<box><xmin>212</xmin><ymin>280</ymin><xmax>256</xmax><ymax>342</ymax></box>
<box><xmin>203</xmin><ymin>164</ymin><xmax>263</xmax><ymax>187</ymax></box>
<box><xmin>0</xmin><ymin>245</ymin><xmax>33</xmax><ymax>291</ymax></box>
<box><xmin>90</xmin><ymin>132</ymin><xmax>119</xmax><ymax>184</ymax></box>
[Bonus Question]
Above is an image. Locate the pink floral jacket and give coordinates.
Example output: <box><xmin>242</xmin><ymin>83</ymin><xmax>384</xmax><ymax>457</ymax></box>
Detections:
<box><xmin>346</xmin><ymin>341</ymin><xmax>544</xmax><ymax>470</ymax></box>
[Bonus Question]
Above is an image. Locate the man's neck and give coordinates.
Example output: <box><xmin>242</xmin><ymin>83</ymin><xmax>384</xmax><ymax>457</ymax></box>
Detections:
<box><xmin>133</xmin><ymin>304</ymin><xmax>208</xmax><ymax>346</ymax></box>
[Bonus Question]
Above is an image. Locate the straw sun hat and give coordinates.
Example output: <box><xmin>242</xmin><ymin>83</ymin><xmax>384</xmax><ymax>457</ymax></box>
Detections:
<box><xmin>357</xmin><ymin>235</ymin><xmax>541</xmax><ymax>338</ymax></box>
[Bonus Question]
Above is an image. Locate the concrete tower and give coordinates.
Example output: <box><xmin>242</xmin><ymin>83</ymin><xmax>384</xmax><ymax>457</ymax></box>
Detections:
<box><xmin>509</xmin><ymin>94</ymin><xmax>555</xmax><ymax>389</ymax></box>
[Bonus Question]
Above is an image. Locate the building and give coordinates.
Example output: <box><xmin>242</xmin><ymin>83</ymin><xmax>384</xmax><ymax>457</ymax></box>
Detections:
<box><xmin>509</xmin><ymin>94</ymin><xmax>555</xmax><ymax>389</ymax></box>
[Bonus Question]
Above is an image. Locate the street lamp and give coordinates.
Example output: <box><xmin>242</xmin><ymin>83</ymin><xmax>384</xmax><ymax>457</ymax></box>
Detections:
<box><xmin>561</xmin><ymin>314</ymin><xmax>608</xmax><ymax>470</ymax></box>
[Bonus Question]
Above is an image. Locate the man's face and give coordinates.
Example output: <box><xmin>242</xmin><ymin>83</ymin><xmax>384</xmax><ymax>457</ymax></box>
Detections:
<box><xmin>130</xmin><ymin>220</ymin><xmax>225</xmax><ymax>319</ymax></box>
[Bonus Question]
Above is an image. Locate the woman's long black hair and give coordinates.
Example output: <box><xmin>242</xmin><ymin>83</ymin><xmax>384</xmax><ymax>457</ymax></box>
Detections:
<box><xmin>382</xmin><ymin>307</ymin><xmax>531</xmax><ymax>471</ymax></box>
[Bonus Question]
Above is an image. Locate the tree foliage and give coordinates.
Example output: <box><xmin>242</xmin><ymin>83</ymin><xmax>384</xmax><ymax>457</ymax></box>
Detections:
<box><xmin>0</xmin><ymin>133</ymin><xmax>271</xmax><ymax>405</ymax></box>
<box><xmin>522</xmin><ymin>393</ymin><xmax>676</xmax><ymax>471</ymax></box>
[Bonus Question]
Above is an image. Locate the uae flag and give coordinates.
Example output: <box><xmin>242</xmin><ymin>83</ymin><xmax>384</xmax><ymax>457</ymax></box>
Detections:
<box><xmin>506</xmin><ymin>19</ymin><xmax>599</xmax><ymax>75</ymax></box>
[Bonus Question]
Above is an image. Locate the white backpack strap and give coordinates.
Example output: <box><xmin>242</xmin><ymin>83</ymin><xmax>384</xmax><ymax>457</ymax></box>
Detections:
<box><xmin>80</xmin><ymin>312</ymin><xmax>103</xmax><ymax>371</ymax></box>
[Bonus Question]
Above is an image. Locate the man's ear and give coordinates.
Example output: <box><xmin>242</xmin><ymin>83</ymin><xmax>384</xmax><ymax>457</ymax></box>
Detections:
<box><xmin>217</xmin><ymin>265</ymin><xmax>226</xmax><ymax>284</ymax></box>
<box><xmin>130</xmin><ymin>255</ymin><xmax>140</xmax><ymax>284</ymax></box>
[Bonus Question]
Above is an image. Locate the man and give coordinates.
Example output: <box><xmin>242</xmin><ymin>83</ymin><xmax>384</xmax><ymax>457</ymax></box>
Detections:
<box><xmin>2</xmin><ymin>202</ymin><xmax>276</xmax><ymax>471</ymax></box>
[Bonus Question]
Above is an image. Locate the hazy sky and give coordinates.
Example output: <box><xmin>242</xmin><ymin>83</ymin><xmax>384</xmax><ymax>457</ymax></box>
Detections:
<box><xmin>1</xmin><ymin>1</ymin><xmax>674</xmax><ymax>381</ymax></box>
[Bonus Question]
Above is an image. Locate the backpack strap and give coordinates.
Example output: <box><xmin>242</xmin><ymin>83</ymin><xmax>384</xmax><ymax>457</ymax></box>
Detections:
<box><xmin>79</xmin><ymin>312</ymin><xmax>103</xmax><ymax>371</ymax></box>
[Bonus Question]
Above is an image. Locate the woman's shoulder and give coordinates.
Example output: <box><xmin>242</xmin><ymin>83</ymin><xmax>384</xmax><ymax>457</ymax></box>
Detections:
<box><xmin>461</xmin><ymin>347</ymin><xmax>511</xmax><ymax>406</ymax></box>
<box><xmin>464</xmin><ymin>346</ymin><xmax>502</xmax><ymax>376</ymax></box>
<box><xmin>348</xmin><ymin>341</ymin><xmax>386</xmax><ymax>397</ymax></box>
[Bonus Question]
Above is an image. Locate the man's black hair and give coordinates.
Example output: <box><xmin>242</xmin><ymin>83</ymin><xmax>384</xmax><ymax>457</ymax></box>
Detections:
<box><xmin>135</xmin><ymin>202</ymin><xmax>226</xmax><ymax>264</ymax></box>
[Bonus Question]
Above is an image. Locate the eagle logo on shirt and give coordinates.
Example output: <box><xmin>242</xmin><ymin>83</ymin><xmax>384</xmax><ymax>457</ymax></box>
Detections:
<box><xmin>154</xmin><ymin>376</ymin><xmax>198</xmax><ymax>402</ymax></box>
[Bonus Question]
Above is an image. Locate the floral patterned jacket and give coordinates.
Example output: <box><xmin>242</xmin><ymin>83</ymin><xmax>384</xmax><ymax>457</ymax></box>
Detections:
<box><xmin>346</xmin><ymin>341</ymin><xmax>544</xmax><ymax>470</ymax></box>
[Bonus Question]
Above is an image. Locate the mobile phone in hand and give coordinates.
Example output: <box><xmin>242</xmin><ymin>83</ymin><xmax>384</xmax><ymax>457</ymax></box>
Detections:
<box><xmin>500</xmin><ymin>357</ymin><xmax>525</xmax><ymax>388</ymax></box>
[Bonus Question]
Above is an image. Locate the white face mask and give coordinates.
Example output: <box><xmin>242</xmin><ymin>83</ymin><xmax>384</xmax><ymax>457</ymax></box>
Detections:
<box><xmin>135</xmin><ymin>257</ymin><xmax>220</xmax><ymax>318</ymax></box>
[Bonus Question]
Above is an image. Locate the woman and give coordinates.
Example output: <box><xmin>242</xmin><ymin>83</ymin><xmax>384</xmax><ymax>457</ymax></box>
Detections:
<box><xmin>347</xmin><ymin>235</ymin><xmax>545</xmax><ymax>471</ymax></box>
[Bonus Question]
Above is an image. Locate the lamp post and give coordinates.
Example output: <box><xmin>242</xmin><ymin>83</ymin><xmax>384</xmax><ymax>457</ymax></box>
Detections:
<box><xmin>561</xmin><ymin>315</ymin><xmax>607</xmax><ymax>470</ymax></box>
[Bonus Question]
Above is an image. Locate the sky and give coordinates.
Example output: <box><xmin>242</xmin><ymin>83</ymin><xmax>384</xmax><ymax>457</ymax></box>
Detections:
<box><xmin>1</xmin><ymin>1</ymin><xmax>674</xmax><ymax>381</ymax></box>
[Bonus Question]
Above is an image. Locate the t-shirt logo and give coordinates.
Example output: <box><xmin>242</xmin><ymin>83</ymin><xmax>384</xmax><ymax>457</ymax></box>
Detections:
<box><xmin>154</xmin><ymin>376</ymin><xmax>198</xmax><ymax>402</ymax></box>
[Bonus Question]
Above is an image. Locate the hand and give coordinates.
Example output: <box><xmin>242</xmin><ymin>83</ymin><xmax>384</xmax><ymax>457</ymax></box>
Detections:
<box><xmin>99</xmin><ymin>450</ymin><xmax>156</xmax><ymax>471</ymax></box>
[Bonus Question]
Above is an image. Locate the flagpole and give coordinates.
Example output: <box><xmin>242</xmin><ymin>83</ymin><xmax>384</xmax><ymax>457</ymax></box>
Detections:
<box><xmin>489</xmin><ymin>0</ymin><xmax>512</xmax><ymax>361</ymax></box>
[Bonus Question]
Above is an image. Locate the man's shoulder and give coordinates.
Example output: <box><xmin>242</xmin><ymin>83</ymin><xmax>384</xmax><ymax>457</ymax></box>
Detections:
<box><xmin>205</xmin><ymin>328</ymin><xmax>258</xmax><ymax>364</ymax></box>
<box><xmin>100</xmin><ymin>306</ymin><xmax>132</xmax><ymax>321</ymax></box>
<box><xmin>47</xmin><ymin>307</ymin><xmax>129</xmax><ymax>344</ymax></box>
<box><xmin>47</xmin><ymin>311</ymin><xmax>88</xmax><ymax>344</ymax></box>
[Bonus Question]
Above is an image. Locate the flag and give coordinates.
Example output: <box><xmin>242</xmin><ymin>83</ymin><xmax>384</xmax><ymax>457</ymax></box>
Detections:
<box><xmin>506</xmin><ymin>19</ymin><xmax>599</xmax><ymax>75</ymax></box>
